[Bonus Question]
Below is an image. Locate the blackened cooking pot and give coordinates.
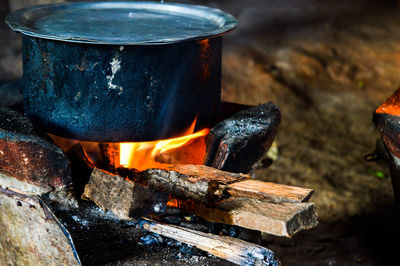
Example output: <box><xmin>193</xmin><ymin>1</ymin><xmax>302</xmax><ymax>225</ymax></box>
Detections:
<box><xmin>5</xmin><ymin>1</ymin><xmax>238</xmax><ymax>142</ymax></box>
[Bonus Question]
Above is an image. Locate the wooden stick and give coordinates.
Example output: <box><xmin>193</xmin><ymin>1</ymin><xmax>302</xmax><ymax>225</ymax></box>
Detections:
<box><xmin>226</xmin><ymin>180</ymin><xmax>314</xmax><ymax>203</ymax></box>
<box><xmin>140</xmin><ymin>218</ymin><xmax>280</xmax><ymax>266</ymax></box>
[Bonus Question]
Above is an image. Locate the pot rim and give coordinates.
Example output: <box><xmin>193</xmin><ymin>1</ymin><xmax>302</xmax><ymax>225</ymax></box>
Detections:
<box><xmin>5</xmin><ymin>1</ymin><xmax>238</xmax><ymax>45</ymax></box>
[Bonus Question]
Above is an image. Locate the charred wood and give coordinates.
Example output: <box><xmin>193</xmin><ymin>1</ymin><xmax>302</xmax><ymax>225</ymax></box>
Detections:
<box><xmin>204</xmin><ymin>102</ymin><xmax>281</xmax><ymax>174</ymax></box>
<box><xmin>116</xmin><ymin>164</ymin><xmax>250</xmax><ymax>204</ymax></box>
<box><xmin>139</xmin><ymin>218</ymin><xmax>280</xmax><ymax>266</ymax></box>
<box><xmin>87</xmin><ymin>165</ymin><xmax>316</xmax><ymax>237</ymax></box>
<box><xmin>217</xmin><ymin>101</ymin><xmax>251</xmax><ymax>122</ymax></box>
<box><xmin>140</xmin><ymin>164</ymin><xmax>250</xmax><ymax>204</ymax></box>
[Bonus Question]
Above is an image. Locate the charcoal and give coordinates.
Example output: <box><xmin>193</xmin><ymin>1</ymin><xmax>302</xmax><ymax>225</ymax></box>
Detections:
<box><xmin>179</xmin><ymin>221</ymin><xmax>210</xmax><ymax>233</ymax></box>
<box><xmin>228</xmin><ymin>225</ymin><xmax>241</xmax><ymax>238</ymax></box>
<box><xmin>160</xmin><ymin>206</ymin><xmax>183</xmax><ymax>217</ymax></box>
<box><xmin>0</xmin><ymin>107</ymin><xmax>72</xmax><ymax>195</ymax></box>
<box><xmin>179</xmin><ymin>244</ymin><xmax>204</xmax><ymax>256</ymax></box>
<box><xmin>205</xmin><ymin>221</ymin><xmax>223</xmax><ymax>235</ymax></box>
<box><xmin>51</xmin><ymin>201</ymin><xmax>228</xmax><ymax>265</ymax></box>
<box><xmin>165</xmin><ymin>238</ymin><xmax>183</xmax><ymax>248</ymax></box>
<box><xmin>140</xmin><ymin>233</ymin><xmax>164</xmax><ymax>246</ymax></box>
<box><xmin>204</xmin><ymin>102</ymin><xmax>281</xmax><ymax>174</ymax></box>
<box><xmin>161</xmin><ymin>215</ymin><xmax>182</xmax><ymax>225</ymax></box>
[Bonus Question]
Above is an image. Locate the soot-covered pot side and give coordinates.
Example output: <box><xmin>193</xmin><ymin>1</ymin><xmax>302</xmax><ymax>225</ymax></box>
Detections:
<box><xmin>22</xmin><ymin>36</ymin><xmax>222</xmax><ymax>142</ymax></box>
<box><xmin>7</xmin><ymin>1</ymin><xmax>238</xmax><ymax>142</ymax></box>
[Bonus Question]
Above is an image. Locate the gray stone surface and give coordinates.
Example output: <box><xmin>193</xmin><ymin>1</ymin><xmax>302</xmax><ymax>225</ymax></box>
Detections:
<box><xmin>0</xmin><ymin>188</ymin><xmax>80</xmax><ymax>265</ymax></box>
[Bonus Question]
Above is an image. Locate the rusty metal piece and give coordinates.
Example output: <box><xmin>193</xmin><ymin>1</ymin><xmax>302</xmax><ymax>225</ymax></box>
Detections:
<box><xmin>373</xmin><ymin>87</ymin><xmax>400</xmax><ymax>206</ymax></box>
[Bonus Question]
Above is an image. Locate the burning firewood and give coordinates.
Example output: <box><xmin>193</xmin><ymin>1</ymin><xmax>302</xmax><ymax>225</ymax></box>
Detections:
<box><xmin>139</xmin><ymin>218</ymin><xmax>280</xmax><ymax>266</ymax></box>
<box><xmin>83</xmin><ymin>165</ymin><xmax>317</xmax><ymax>237</ymax></box>
<box><xmin>204</xmin><ymin>102</ymin><xmax>281</xmax><ymax>174</ymax></box>
<box><xmin>82</xmin><ymin>168</ymin><xmax>169</xmax><ymax>219</ymax></box>
<box><xmin>83</xmin><ymin>164</ymin><xmax>250</xmax><ymax>216</ymax></box>
<box><xmin>138</xmin><ymin>164</ymin><xmax>250</xmax><ymax>203</ymax></box>
<box><xmin>170</xmin><ymin>197</ymin><xmax>317</xmax><ymax>237</ymax></box>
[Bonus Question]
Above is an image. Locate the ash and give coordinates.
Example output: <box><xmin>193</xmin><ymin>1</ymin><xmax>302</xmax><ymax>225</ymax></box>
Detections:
<box><xmin>49</xmin><ymin>201</ymin><xmax>233</xmax><ymax>265</ymax></box>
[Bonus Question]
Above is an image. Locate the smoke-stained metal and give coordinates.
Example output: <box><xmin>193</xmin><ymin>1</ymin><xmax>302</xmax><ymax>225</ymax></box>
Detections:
<box><xmin>6</xmin><ymin>2</ymin><xmax>238</xmax><ymax>142</ymax></box>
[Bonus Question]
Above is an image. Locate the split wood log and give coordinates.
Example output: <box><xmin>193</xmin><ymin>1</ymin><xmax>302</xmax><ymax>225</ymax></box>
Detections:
<box><xmin>139</xmin><ymin>218</ymin><xmax>280</xmax><ymax>266</ymax></box>
<box><xmin>140</xmin><ymin>164</ymin><xmax>250</xmax><ymax>203</ymax></box>
<box><xmin>226</xmin><ymin>180</ymin><xmax>314</xmax><ymax>203</ymax></box>
<box><xmin>172</xmin><ymin>197</ymin><xmax>317</xmax><ymax>237</ymax></box>
<box><xmin>82</xmin><ymin>168</ymin><xmax>169</xmax><ymax>219</ymax></box>
<box><xmin>84</xmin><ymin>166</ymin><xmax>316</xmax><ymax>236</ymax></box>
<box><xmin>204</xmin><ymin>102</ymin><xmax>281</xmax><ymax>174</ymax></box>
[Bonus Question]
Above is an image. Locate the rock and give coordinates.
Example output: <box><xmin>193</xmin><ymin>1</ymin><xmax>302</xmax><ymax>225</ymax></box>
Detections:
<box><xmin>373</xmin><ymin>88</ymin><xmax>400</xmax><ymax>205</ymax></box>
<box><xmin>0</xmin><ymin>107</ymin><xmax>72</xmax><ymax>195</ymax></box>
<box><xmin>0</xmin><ymin>187</ymin><xmax>80</xmax><ymax>265</ymax></box>
<box><xmin>204</xmin><ymin>102</ymin><xmax>281</xmax><ymax>174</ymax></box>
<box><xmin>139</xmin><ymin>233</ymin><xmax>164</xmax><ymax>246</ymax></box>
<box><xmin>373</xmin><ymin>87</ymin><xmax>400</xmax><ymax>158</ymax></box>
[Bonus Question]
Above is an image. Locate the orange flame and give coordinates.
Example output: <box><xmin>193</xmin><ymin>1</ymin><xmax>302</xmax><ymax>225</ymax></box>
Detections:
<box><xmin>376</xmin><ymin>87</ymin><xmax>400</xmax><ymax>116</ymax></box>
<box><xmin>118</xmin><ymin>118</ymin><xmax>209</xmax><ymax>171</ymax></box>
<box><xmin>50</xmin><ymin>118</ymin><xmax>209</xmax><ymax>172</ymax></box>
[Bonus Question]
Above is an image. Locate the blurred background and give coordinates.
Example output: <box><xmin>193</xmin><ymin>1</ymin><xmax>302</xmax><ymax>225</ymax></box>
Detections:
<box><xmin>1</xmin><ymin>0</ymin><xmax>400</xmax><ymax>265</ymax></box>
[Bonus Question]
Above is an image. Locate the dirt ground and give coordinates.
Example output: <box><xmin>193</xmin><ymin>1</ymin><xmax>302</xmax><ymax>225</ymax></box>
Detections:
<box><xmin>213</xmin><ymin>0</ymin><xmax>400</xmax><ymax>265</ymax></box>
<box><xmin>2</xmin><ymin>0</ymin><xmax>400</xmax><ymax>265</ymax></box>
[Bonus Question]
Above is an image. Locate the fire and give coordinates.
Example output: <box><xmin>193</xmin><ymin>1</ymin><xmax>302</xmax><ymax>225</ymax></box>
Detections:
<box><xmin>50</xmin><ymin>118</ymin><xmax>209</xmax><ymax>172</ymax></box>
<box><xmin>118</xmin><ymin>119</ymin><xmax>209</xmax><ymax>171</ymax></box>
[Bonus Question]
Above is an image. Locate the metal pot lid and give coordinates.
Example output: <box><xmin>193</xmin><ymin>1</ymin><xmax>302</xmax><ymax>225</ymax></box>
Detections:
<box><xmin>5</xmin><ymin>1</ymin><xmax>238</xmax><ymax>45</ymax></box>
